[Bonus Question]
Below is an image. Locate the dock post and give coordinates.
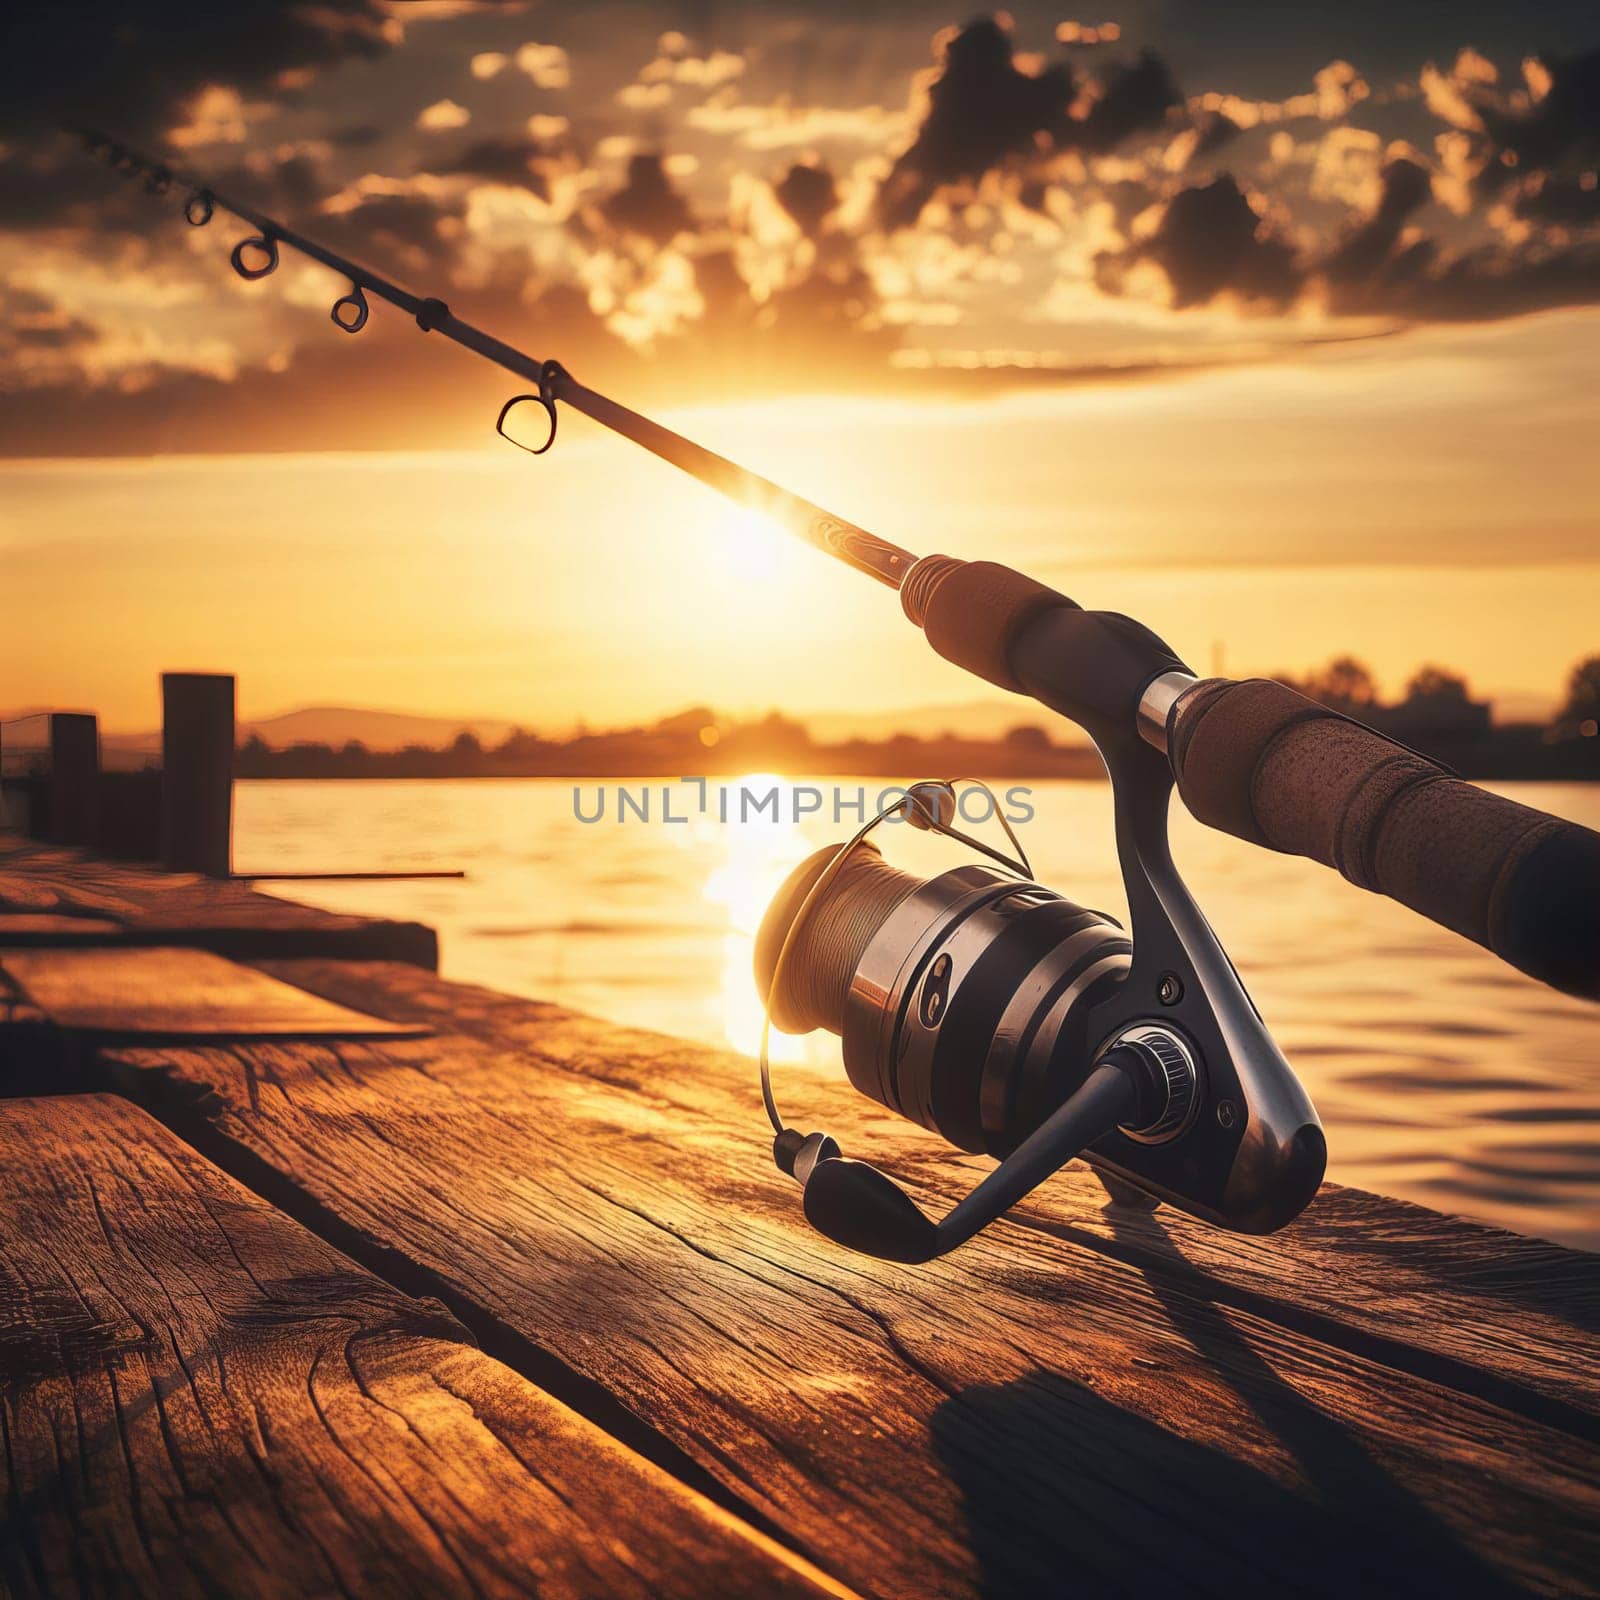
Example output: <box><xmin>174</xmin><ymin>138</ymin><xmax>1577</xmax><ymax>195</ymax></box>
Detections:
<box><xmin>162</xmin><ymin>673</ymin><xmax>235</xmax><ymax>877</ymax></box>
<box><xmin>47</xmin><ymin>713</ymin><xmax>101</xmax><ymax>848</ymax></box>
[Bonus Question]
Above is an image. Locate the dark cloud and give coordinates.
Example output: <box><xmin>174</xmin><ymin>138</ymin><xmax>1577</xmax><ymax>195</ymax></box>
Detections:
<box><xmin>1514</xmin><ymin>172</ymin><xmax>1600</xmax><ymax>225</ymax></box>
<box><xmin>1098</xmin><ymin>176</ymin><xmax>1301</xmax><ymax>308</ymax></box>
<box><xmin>314</xmin><ymin>188</ymin><xmax>467</xmax><ymax>271</ymax></box>
<box><xmin>1075</xmin><ymin>51</ymin><xmax>1181</xmax><ymax>153</ymax></box>
<box><xmin>1315</xmin><ymin>140</ymin><xmax>1600</xmax><ymax>322</ymax></box>
<box><xmin>1323</xmin><ymin>155</ymin><xmax>1432</xmax><ymax>284</ymax></box>
<box><xmin>0</xmin><ymin>285</ymin><xmax>99</xmax><ymax>357</ymax></box>
<box><xmin>206</xmin><ymin>150</ymin><xmax>331</xmax><ymax>219</ymax></box>
<box><xmin>1</xmin><ymin>2</ymin><xmax>395</xmax><ymax>143</ymax></box>
<box><xmin>879</xmin><ymin>19</ymin><xmax>1181</xmax><ymax>228</ymax></box>
<box><xmin>0</xmin><ymin>275</ymin><xmax>635</xmax><ymax>458</ymax></box>
<box><xmin>597</xmin><ymin>153</ymin><xmax>694</xmax><ymax>244</ymax></box>
<box><xmin>435</xmin><ymin>136</ymin><xmax>557</xmax><ymax>199</ymax></box>
<box><xmin>1478</xmin><ymin>47</ymin><xmax>1600</xmax><ymax>185</ymax></box>
<box><xmin>879</xmin><ymin>17</ymin><xmax>1079</xmax><ymax>228</ymax></box>
<box><xmin>774</xmin><ymin>160</ymin><xmax>839</xmax><ymax>237</ymax></box>
<box><xmin>1189</xmin><ymin>111</ymin><xmax>1243</xmax><ymax>163</ymax></box>
<box><xmin>1338</xmin><ymin>239</ymin><xmax>1600</xmax><ymax>322</ymax></box>
<box><xmin>0</xmin><ymin>141</ymin><xmax>122</xmax><ymax>230</ymax></box>
<box><xmin>0</xmin><ymin>2</ymin><xmax>403</xmax><ymax>229</ymax></box>
<box><xmin>329</xmin><ymin>123</ymin><xmax>385</xmax><ymax>148</ymax></box>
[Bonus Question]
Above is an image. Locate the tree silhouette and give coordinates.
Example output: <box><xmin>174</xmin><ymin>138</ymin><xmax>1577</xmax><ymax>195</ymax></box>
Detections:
<box><xmin>1404</xmin><ymin>665</ymin><xmax>1469</xmax><ymax>702</ymax></box>
<box><xmin>1551</xmin><ymin>655</ymin><xmax>1600</xmax><ymax>739</ymax></box>
<box><xmin>1303</xmin><ymin>656</ymin><xmax>1377</xmax><ymax>708</ymax></box>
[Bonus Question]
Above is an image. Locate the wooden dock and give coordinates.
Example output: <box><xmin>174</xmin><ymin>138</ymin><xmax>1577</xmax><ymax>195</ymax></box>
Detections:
<box><xmin>2</xmin><ymin>837</ymin><xmax>1597</xmax><ymax>1599</ymax></box>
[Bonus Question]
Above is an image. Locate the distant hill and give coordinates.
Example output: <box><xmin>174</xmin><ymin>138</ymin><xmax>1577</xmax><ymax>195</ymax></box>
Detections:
<box><xmin>235</xmin><ymin>707</ymin><xmax>521</xmax><ymax>752</ymax></box>
<box><xmin>79</xmin><ymin>706</ymin><xmax>521</xmax><ymax>755</ymax></box>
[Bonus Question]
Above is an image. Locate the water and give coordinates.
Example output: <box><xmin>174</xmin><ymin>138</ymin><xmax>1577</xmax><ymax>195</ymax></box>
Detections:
<box><xmin>235</xmin><ymin>777</ymin><xmax>1600</xmax><ymax>1251</ymax></box>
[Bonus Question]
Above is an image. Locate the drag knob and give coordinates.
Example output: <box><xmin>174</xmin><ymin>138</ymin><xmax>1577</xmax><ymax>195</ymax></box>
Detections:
<box><xmin>1109</xmin><ymin>1025</ymin><xmax>1199</xmax><ymax>1144</ymax></box>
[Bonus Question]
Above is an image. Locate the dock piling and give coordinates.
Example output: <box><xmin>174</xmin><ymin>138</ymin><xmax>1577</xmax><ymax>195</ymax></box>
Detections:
<box><xmin>46</xmin><ymin>713</ymin><xmax>100</xmax><ymax>849</ymax></box>
<box><xmin>161</xmin><ymin>672</ymin><xmax>235</xmax><ymax>877</ymax></box>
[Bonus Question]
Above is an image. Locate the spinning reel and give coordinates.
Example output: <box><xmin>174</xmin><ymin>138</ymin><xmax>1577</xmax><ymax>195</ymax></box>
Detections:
<box><xmin>753</xmin><ymin>572</ymin><xmax>1329</xmax><ymax>1264</ymax></box>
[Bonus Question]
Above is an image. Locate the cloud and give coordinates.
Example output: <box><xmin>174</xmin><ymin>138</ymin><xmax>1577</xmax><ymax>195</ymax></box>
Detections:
<box><xmin>1344</xmin><ymin>239</ymin><xmax>1600</xmax><ymax>323</ymax></box>
<box><xmin>2</xmin><ymin>2</ymin><xmax>397</xmax><ymax>144</ymax></box>
<box><xmin>1480</xmin><ymin>47</ymin><xmax>1600</xmax><ymax>181</ymax></box>
<box><xmin>1323</xmin><ymin>154</ymin><xmax>1432</xmax><ymax>286</ymax></box>
<box><xmin>417</xmin><ymin>99</ymin><xmax>472</xmax><ymax>132</ymax></box>
<box><xmin>773</xmin><ymin>161</ymin><xmax>840</xmax><ymax>237</ymax></box>
<box><xmin>684</xmin><ymin>96</ymin><xmax>909</xmax><ymax>151</ymax></box>
<box><xmin>0</xmin><ymin>2</ymin><xmax>407</xmax><ymax>232</ymax></box>
<box><xmin>315</xmin><ymin>181</ymin><xmax>467</xmax><ymax>272</ymax></box>
<box><xmin>1420</xmin><ymin>45</ymin><xmax>1600</xmax><ymax>202</ymax></box>
<box><xmin>5</xmin><ymin>3</ymin><xmax>1598</xmax><ymax>453</ymax></box>
<box><xmin>878</xmin><ymin>18</ymin><xmax>1180</xmax><ymax>229</ymax></box>
<box><xmin>1075</xmin><ymin>52</ymin><xmax>1182</xmax><ymax>154</ymax></box>
<box><xmin>638</xmin><ymin>40</ymin><xmax>745</xmax><ymax>90</ymax></box>
<box><xmin>1056</xmin><ymin>22</ymin><xmax>1121</xmax><ymax>46</ymax></box>
<box><xmin>513</xmin><ymin>42</ymin><xmax>570</xmax><ymax>90</ymax></box>
<box><xmin>879</xmin><ymin>17</ymin><xmax>1079</xmax><ymax>228</ymax></box>
<box><xmin>435</xmin><ymin>135</ymin><xmax>559</xmax><ymax>200</ymax></box>
<box><xmin>0</xmin><ymin>284</ymin><xmax>99</xmax><ymax>366</ymax></box>
<box><xmin>596</xmin><ymin>153</ymin><xmax>694</xmax><ymax>245</ymax></box>
<box><xmin>1514</xmin><ymin>171</ymin><xmax>1600</xmax><ymax>226</ymax></box>
<box><xmin>167</xmin><ymin>84</ymin><xmax>256</xmax><ymax>149</ymax></box>
<box><xmin>1097</xmin><ymin>176</ymin><xmax>1300</xmax><ymax>309</ymax></box>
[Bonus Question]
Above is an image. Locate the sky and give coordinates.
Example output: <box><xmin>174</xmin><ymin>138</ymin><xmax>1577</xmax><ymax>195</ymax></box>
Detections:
<box><xmin>2</xmin><ymin>2</ymin><xmax>1597</xmax><ymax>731</ymax></box>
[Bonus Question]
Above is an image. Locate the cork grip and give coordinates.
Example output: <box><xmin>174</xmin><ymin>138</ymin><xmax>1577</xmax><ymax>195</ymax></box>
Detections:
<box><xmin>1169</xmin><ymin>678</ymin><xmax>1600</xmax><ymax>1000</ymax></box>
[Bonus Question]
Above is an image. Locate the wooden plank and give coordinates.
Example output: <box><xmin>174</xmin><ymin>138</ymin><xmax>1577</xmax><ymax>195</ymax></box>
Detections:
<box><xmin>0</xmin><ymin>839</ymin><xmax>435</xmax><ymax>967</ymax></box>
<box><xmin>0</xmin><ymin>1094</ymin><xmax>847</xmax><ymax>1600</ymax></box>
<box><xmin>100</xmin><ymin>961</ymin><xmax>1600</xmax><ymax>1600</ymax></box>
<box><xmin>0</xmin><ymin>913</ymin><xmax>124</xmax><ymax>942</ymax></box>
<box><xmin>0</xmin><ymin>948</ymin><xmax>426</xmax><ymax>1039</ymax></box>
<box><xmin>261</xmin><ymin>960</ymin><xmax>1600</xmax><ymax>1427</ymax></box>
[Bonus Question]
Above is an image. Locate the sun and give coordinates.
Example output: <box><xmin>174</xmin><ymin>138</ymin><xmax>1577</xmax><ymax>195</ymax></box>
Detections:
<box><xmin>713</xmin><ymin>505</ymin><xmax>786</xmax><ymax>587</ymax></box>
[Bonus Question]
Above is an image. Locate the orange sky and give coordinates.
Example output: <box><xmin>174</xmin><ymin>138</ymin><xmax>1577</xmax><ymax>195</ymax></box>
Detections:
<box><xmin>4</xmin><ymin>308</ymin><xmax>1596</xmax><ymax>732</ymax></box>
<box><xmin>3</xmin><ymin>6</ymin><xmax>1596</xmax><ymax>733</ymax></box>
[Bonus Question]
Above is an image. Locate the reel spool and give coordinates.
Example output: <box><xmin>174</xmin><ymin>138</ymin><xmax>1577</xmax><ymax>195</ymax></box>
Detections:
<box><xmin>754</xmin><ymin>780</ymin><xmax>1325</xmax><ymax>1262</ymax></box>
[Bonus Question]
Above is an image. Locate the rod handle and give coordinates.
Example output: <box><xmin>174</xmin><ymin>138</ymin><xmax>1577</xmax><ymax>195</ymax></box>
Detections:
<box><xmin>1168</xmin><ymin>677</ymin><xmax>1600</xmax><ymax>999</ymax></box>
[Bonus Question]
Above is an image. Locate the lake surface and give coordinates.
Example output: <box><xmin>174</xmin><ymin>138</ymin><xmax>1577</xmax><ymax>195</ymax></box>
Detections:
<box><xmin>236</xmin><ymin>777</ymin><xmax>1600</xmax><ymax>1251</ymax></box>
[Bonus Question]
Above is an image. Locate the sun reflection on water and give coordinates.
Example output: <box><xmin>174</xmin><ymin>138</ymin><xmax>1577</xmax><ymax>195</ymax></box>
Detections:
<box><xmin>691</xmin><ymin>774</ymin><xmax>835</xmax><ymax>1067</ymax></box>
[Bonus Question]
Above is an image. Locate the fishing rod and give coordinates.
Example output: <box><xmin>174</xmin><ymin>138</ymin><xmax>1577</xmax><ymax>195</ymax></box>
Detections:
<box><xmin>78</xmin><ymin>129</ymin><xmax>1600</xmax><ymax>1261</ymax></box>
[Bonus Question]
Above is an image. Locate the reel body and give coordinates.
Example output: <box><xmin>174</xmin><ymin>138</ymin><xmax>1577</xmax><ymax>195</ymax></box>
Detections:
<box><xmin>756</xmin><ymin>774</ymin><xmax>1327</xmax><ymax>1260</ymax></box>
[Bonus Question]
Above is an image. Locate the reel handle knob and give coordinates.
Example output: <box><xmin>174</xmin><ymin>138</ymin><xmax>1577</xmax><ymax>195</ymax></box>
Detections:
<box><xmin>803</xmin><ymin>1159</ymin><xmax>940</xmax><ymax>1263</ymax></box>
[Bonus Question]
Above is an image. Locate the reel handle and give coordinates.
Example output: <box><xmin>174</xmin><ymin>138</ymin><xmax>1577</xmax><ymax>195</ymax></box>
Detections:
<box><xmin>1168</xmin><ymin>677</ymin><xmax>1600</xmax><ymax>1000</ymax></box>
<box><xmin>798</xmin><ymin>1057</ymin><xmax>1144</xmax><ymax>1263</ymax></box>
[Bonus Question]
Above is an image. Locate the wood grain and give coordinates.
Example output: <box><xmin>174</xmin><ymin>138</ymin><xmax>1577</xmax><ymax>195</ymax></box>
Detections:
<box><xmin>0</xmin><ymin>1094</ymin><xmax>848</xmax><ymax>1600</ymax></box>
<box><xmin>100</xmin><ymin>960</ymin><xmax>1600</xmax><ymax>1600</ymax></box>
<box><xmin>0</xmin><ymin>838</ymin><xmax>435</xmax><ymax>967</ymax></box>
<box><xmin>2</xmin><ymin>948</ymin><xmax>427</xmax><ymax>1038</ymax></box>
